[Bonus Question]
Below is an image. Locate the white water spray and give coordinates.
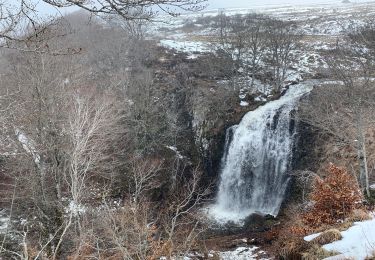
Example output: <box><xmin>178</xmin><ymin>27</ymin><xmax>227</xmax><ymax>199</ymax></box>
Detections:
<box><xmin>209</xmin><ymin>82</ymin><xmax>314</xmax><ymax>223</ymax></box>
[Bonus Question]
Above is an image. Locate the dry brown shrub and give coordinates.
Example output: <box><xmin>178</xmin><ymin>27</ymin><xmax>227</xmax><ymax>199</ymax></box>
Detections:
<box><xmin>273</xmin><ymin>205</ymin><xmax>311</xmax><ymax>259</ymax></box>
<box><xmin>289</xmin><ymin>225</ymin><xmax>312</xmax><ymax>237</ymax></box>
<box><xmin>277</xmin><ymin>237</ymin><xmax>308</xmax><ymax>260</ymax></box>
<box><xmin>312</xmin><ymin>229</ymin><xmax>342</xmax><ymax>245</ymax></box>
<box><xmin>303</xmin><ymin>163</ymin><xmax>363</xmax><ymax>227</ymax></box>
<box><xmin>282</xmin><ymin>205</ymin><xmax>313</xmax><ymax>236</ymax></box>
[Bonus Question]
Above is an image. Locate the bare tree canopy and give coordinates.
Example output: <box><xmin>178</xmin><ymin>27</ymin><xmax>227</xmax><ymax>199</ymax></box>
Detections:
<box><xmin>0</xmin><ymin>0</ymin><xmax>207</xmax><ymax>47</ymax></box>
<box><xmin>42</xmin><ymin>0</ymin><xmax>207</xmax><ymax>19</ymax></box>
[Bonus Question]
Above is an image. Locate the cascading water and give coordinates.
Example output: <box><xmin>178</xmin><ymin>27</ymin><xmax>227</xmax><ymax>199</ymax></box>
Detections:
<box><xmin>209</xmin><ymin>82</ymin><xmax>314</xmax><ymax>223</ymax></box>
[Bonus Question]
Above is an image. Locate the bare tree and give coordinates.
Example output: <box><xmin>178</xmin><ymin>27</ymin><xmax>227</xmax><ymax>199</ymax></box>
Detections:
<box><xmin>0</xmin><ymin>0</ymin><xmax>206</xmax><ymax>54</ymax></box>
<box><xmin>66</xmin><ymin>93</ymin><xmax>124</xmax><ymax>206</ymax></box>
<box><xmin>220</xmin><ymin>13</ymin><xmax>269</xmax><ymax>89</ymax></box>
<box><xmin>66</xmin><ymin>159</ymin><xmax>208</xmax><ymax>259</ymax></box>
<box><xmin>301</xmin><ymin>33</ymin><xmax>375</xmax><ymax>196</ymax></box>
<box><xmin>214</xmin><ymin>14</ymin><xmax>299</xmax><ymax>94</ymax></box>
<box><xmin>124</xmin><ymin>69</ymin><xmax>175</xmax><ymax>154</ymax></box>
<box><xmin>242</xmin><ymin>14</ymin><xmax>268</xmax><ymax>88</ymax></box>
<box><xmin>41</xmin><ymin>0</ymin><xmax>207</xmax><ymax>20</ymax></box>
<box><xmin>0</xmin><ymin>48</ymin><xmax>79</xmax><ymax>256</ymax></box>
<box><xmin>0</xmin><ymin>2</ymin><xmax>214</xmax><ymax>258</ymax></box>
<box><xmin>0</xmin><ymin>26</ymin><xmax>130</xmax><ymax>255</ymax></box>
<box><xmin>158</xmin><ymin>166</ymin><xmax>210</xmax><ymax>258</ymax></box>
<box><xmin>214</xmin><ymin>13</ymin><xmax>248</xmax><ymax>85</ymax></box>
<box><xmin>266</xmin><ymin>20</ymin><xmax>300</xmax><ymax>91</ymax></box>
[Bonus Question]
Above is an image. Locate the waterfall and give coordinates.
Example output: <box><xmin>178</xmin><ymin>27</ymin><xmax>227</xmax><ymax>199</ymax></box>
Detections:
<box><xmin>209</xmin><ymin>82</ymin><xmax>314</xmax><ymax>223</ymax></box>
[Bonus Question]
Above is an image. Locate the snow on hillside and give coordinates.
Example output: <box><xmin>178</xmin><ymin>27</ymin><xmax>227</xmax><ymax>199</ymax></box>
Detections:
<box><xmin>151</xmin><ymin>0</ymin><xmax>375</xmax><ymax>109</ymax></box>
<box><xmin>151</xmin><ymin>0</ymin><xmax>375</xmax><ymax>72</ymax></box>
<box><xmin>159</xmin><ymin>39</ymin><xmax>210</xmax><ymax>54</ymax></box>
<box><xmin>153</xmin><ymin>1</ymin><xmax>375</xmax><ymax>47</ymax></box>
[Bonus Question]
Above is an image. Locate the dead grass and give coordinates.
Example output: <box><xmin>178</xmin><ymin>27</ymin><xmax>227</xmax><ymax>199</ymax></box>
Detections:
<box><xmin>316</xmin><ymin>209</ymin><xmax>371</xmax><ymax>233</ymax></box>
<box><xmin>312</xmin><ymin>229</ymin><xmax>342</xmax><ymax>246</ymax></box>
<box><xmin>272</xmin><ymin>205</ymin><xmax>311</xmax><ymax>258</ymax></box>
<box><xmin>301</xmin><ymin>244</ymin><xmax>338</xmax><ymax>260</ymax></box>
<box><xmin>348</xmin><ymin>209</ymin><xmax>372</xmax><ymax>222</ymax></box>
<box><xmin>188</xmin><ymin>35</ymin><xmax>217</xmax><ymax>43</ymax></box>
<box><xmin>337</xmin><ymin>221</ymin><xmax>354</xmax><ymax>232</ymax></box>
<box><xmin>309</xmin><ymin>218</ymin><xmax>353</xmax><ymax>234</ymax></box>
<box><xmin>301</xmin><ymin>34</ymin><xmax>339</xmax><ymax>44</ymax></box>
<box><xmin>277</xmin><ymin>237</ymin><xmax>308</xmax><ymax>260</ymax></box>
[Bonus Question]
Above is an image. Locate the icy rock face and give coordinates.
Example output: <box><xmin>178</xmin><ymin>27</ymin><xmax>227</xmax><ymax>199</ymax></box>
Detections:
<box><xmin>210</xmin><ymin>82</ymin><xmax>313</xmax><ymax>223</ymax></box>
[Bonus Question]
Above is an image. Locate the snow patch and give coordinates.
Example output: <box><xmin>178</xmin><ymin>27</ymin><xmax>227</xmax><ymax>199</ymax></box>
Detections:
<box><xmin>66</xmin><ymin>201</ymin><xmax>86</xmax><ymax>216</ymax></box>
<box><xmin>322</xmin><ymin>218</ymin><xmax>375</xmax><ymax>259</ymax></box>
<box><xmin>211</xmin><ymin>246</ymin><xmax>269</xmax><ymax>260</ymax></box>
<box><xmin>166</xmin><ymin>146</ymin><xmax>184</xmax><ymax>159</ymax></box>
<box><xmin>304</xmin><ymin>217</ymin><xmax>375</xmax><ymax>259</ymax></box>
<box><xmin>254</xmin><ymin>96</ymin><xmax>267</xmax><ymax>102</ymax></box>
<box><xmin>159</xmin><ymin>39</ymin><xmax>210</xmax><ymax>54</ymax></box>
<box><xmin>16</xmin><ymin>129</ymin><xmax>40</xmax><ymax>165</ymax></box>
<box><xmin>240</xmin><ymin>101</ymin><xmax>249</xmax><ymax>107</ymax></box>
<box><xmin>304</xmin><ymin>232</ymin><xmax>322</xmax><ymax>242</ymax></box>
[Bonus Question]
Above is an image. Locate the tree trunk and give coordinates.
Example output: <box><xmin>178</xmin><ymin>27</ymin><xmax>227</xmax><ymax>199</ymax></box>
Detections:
<box><xmin>356</xmin><ymin>112</ymin><xmax>370</xmax><ymax>197</ymax></box>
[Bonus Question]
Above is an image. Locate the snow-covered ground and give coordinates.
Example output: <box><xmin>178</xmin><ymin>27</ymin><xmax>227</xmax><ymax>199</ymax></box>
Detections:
<box><xmin>159</xmin><ymin>39</ymin><xmax>210</xmax><ymax>55</ymax></box>
<box><xmin>162</xmin><ymin>245</ymin><xmax>270</xmax><ymax>260</ymax></box>
<box><xmin>323</xmin><ymin>218</ymin><xmax>375</xmax><ymax>259</ymax></box>
<box><xmin>211</xmin><ymin>246</ymin><xmax>269</xmax><ymax>260</ymax></box>
<box><xmin>305</xmin><ymin>215</ymin><xmax>375</xmax><ymax>259</ymax></box>
<box><xmin>153</xmin><ymin>1</ymin><xmax>375</xmax><ymax>41</ymax></box>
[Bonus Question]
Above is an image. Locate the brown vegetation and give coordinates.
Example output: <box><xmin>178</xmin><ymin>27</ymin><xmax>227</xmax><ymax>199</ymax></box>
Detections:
<box><xmin>311</xmin><ymin>229</ymin><xmax>342</xmax><ymax>245</ymax></box>
<box><xmin>301</xmin><ymin>244</ymin><xmax>338</xmax><ymax>260</ymax></box>
<box><xmin>348</xmin><ymin>209</ymin><xmax>372</xmax><ymax>222</ymax></box>
<box><xmin>303</xmin><ymin>164</ymin><xmax>363</xmax><ymax>227</ymax></box>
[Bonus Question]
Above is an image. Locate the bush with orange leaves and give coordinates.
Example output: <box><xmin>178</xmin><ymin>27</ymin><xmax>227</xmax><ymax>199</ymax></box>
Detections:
<box><xmin>303</xmin><ymin>163</ymin><xmax>363</xmax><ymax>227</ymax></box>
